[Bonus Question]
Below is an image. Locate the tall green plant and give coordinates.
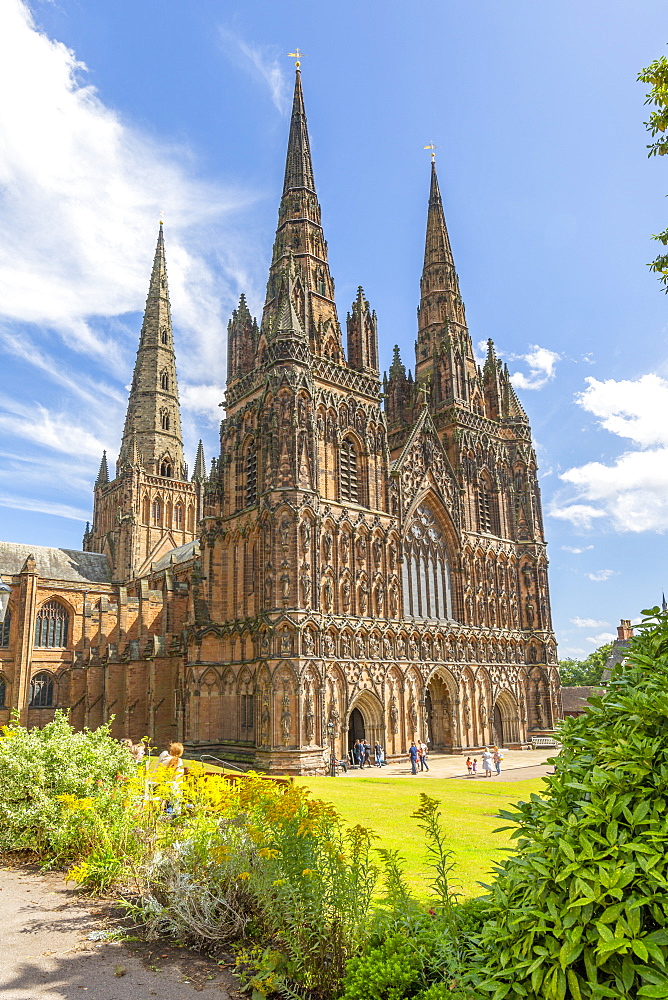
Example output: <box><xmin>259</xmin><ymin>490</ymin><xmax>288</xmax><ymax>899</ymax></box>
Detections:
<box><xmin>467</xmin><ymin>608</ymin><xmax>668</xmax><ymax>999</ymax></box>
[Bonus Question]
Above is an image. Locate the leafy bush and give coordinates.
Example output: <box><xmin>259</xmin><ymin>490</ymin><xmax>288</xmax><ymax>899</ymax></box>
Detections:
<box><xmin>467</xmin><ymin>608</ymin><xmax>668</xmax><ymax>1000</ymax></box>
<box><xmin>0</xmin><ymin>711</ymin><xmax>135</xmax><ymax>862</ymax></box>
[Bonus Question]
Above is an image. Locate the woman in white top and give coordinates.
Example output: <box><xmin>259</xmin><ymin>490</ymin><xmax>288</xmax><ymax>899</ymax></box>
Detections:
<box><xmin>481</xmin><ymin>749</ymin><xmax>494</xmax><ymax>778</ymax></box>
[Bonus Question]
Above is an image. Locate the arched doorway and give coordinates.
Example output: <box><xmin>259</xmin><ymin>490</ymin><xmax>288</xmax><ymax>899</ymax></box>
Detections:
<box><xmin>493</xmin><ymin>691</ymin><xmax>520</xmax><ymax>746</ymax></box>
<box><xmin>493</xmin><ymin>702</ymin><xmax>504</xmax><ymax>745</ymax></box>
<box><xmin>348</xmin><ymin>707</ymin><xmax>365</xmax><ymax>751</ymax></box>
<box><xmin>425</xmin><ymin>669</ymin><xmax>456</xmax><ymax>751</ymax></box>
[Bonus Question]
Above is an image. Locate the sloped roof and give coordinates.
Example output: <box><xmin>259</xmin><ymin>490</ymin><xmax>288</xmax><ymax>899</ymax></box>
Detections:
<box><xmin>561</xmin><ymin>686</ymin><xmax>604</xmax><ymax>714</ymax></box>
<box><xmin>0</xmin><ymin>542</ymin><xmax>111</xmax><ymax>584</ymax></box>
<box><xmin>150</xmin><ymin>539</ymin><xmax>199</xmax><ymax>573</ymax></box>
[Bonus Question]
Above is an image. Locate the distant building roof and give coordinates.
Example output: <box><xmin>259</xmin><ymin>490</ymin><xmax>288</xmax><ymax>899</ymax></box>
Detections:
<box><xmin>0</xmin><ymin>542</ymin><xmax>111</xmax><ymax>584</ymax></box>
<box><xmin>151</xmin><ymin>539</ymin><xmax>199</xmax><ymax>573</ymax></box>
<box><xmin>561</xmin><ymin>686</ymin><xmax>605</xmax><ymax>715</ymax></box>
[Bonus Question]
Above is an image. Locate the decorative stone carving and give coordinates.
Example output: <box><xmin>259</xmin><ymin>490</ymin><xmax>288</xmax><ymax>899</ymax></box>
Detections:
<box><xmin>281</xmin><ymin>690</ymin><xmax>292</xmax><ymax>745</ymax></box>
<box><xmin>358</xmin><ymin>579</ymin><xmax>368</xmax><ymax>616</ymax></box>
<box><xmin>303</xmin><ymin>631</ymin><xmax>315</xmax><ymax>656</ymax></box>
<box><xmin>389</xmin><ymin>695</ymin><xmax>399</xmax><ymax>734</ymax></box>
<box><xmin>342</xmin><ymin>579</ymin><xmax>351</xmax><ymax>614</ymax></box>
<box><xmin>323</xmin><ymin>531</ymin><xmax>333</xmax><ymax>563</ymax></box>
<box><xmin>372</xmin><ymin>537</ymin><xmax>382</xmax><ymax>567</ymax></box>
<box><xmin>323</xmin><ymin>634</ymin><xmax>335</xmax><ymax>658</ymax></box>
<box><xmin>340</xmin><ymin>533</ymin><xmax>350</xmax><ymax>564</ymax></box>
<box><xmin>280</xmin><ymin>516</ymin><xmax>291</xmax><ymax>548</ymax></box>
<box><xmin>323</xmin><ymin>577</ymin><xmax>333</xmax><ymax>612</ymax></box>
<box><xmin>341</xmin><ymin>633</ymin><xmax>351</xmax><ymax>657</ymax></box>
<box><xmin>408</xmin><ymin>696</ymin><xmax>418</xmax><ymax>734</ymax></box>
<box><xmin>305</xmin><ymin>687</ymin><xmax>315</xmax><ymax>744</ymax></box>
<box><xmin>300</xmin><ymin>518</ymin><xmax>311</xmax><ymax>553</ymax></box>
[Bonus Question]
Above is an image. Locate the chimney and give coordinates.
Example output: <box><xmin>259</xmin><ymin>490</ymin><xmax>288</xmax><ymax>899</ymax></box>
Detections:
<box><xmin>617</xmin><ymin>619</ymin><xmax>633</xmax><ymax>641</ymax></box>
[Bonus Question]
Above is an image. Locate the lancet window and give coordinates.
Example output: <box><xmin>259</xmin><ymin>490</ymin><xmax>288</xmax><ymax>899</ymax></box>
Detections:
<box><xmin>160</xmin><ymin>459</ymin><xmax>172</xmax><ymax>478</ymax></box>
<box><xmin>245</xmin><ymin>442</ymin><xmax>257</xmax><ymax>507</ymax></box>
<box><xmin>151</xmin><ymin>500</ymin><xmax>162</xmax><ymax>524</ymax></box>
<box><xmin>34</xmin><ymin>601</ymin><xmax>69</xmax><ymax>648</ymax></box>
<box><xmin>0</xmin><ymin>675</ymin><xmax>5</xmax><ymax>706</ymax></box>
<box><xmin>402</xmin><ymin>504</ymin><xmax>453</xmax><ymax>621</ymax></box>
<box><xmin>339</xmin><ymin>437</ymin><xmax>359</xmax><ymax>503</ymax></box>
<box><xmin>29</xmin><ymin>671</ymin><xmax>54</xmax><ymax>707</ymax></box>
<box><xmin>160</xmin><ymin>371</ymin><xmax>170</xmax><ymax>391</ymax></box>
<box><xmin>241</xmin><ymin>693</ymin><xmax>255</xmax><ymax>730</ymax></box>
<box><xmin>161</xmin><ymin>410</ymin><xmax>170</xmax><ymax>430</ymax></box>
<box><xmin>477</xmin><ymin>477</ymin><xmax>499</xmax><ymax>535</ymax></box>
<box><xmin>0</xmin><ymin>610</ymin><xmax>10</xmax><ymax>648</ymax></box>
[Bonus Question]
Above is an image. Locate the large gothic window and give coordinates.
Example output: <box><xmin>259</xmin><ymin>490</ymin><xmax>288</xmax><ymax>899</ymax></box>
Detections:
<box><xmin>34</xmin><ymin>601</ymin><xmax>69</xmax><ymax>648</ymax></box>
<box><xmin>477</xmin><ymin>477</ymin><xmax>499</xmax><ymax>535</ymax></box>
<box><xmin>339</xmin><ymin>438</ymin><xmax>359</xmax><ymax>503</ymax></box>
<box><xmin>402</xmin><ymin>504</ymin><xmax>453</xmax><ymax>621</ymax></box>
<box><xmin>30</xmin><ymin>672</ymin><xmax>54</xmax><ymax>707</ymax></box>
<box><xmin>0</xmin><ymin>610</ymin><xmax>10</xmax><ymax>648</ymax></box>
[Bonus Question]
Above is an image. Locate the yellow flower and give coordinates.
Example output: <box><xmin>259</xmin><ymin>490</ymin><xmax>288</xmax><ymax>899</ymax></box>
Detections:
<box><xmin>302</xmin><ymin>868</ymin><xmax>314</xmax><ymax>876</ymax></box>
<box><xmin>258</xmin><ymin>848</ymin><xmax>280</xmax><ymax>859</ymax></box>
<box><xmin>272</xmin><ymin>878</ymin><xmax>287</xmax><ymax>886</ymax></box>
<box><xmin>238</xmin><ymin>872</ymin><xmax>251</xmax><ymax>880</ymax></box>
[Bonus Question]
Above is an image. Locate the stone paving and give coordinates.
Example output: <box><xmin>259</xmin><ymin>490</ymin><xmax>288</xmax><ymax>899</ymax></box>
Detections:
<box><xmin>335</xmin><ymin>746</ymin><xmax>557</xmax><ymax>781</ymax></box>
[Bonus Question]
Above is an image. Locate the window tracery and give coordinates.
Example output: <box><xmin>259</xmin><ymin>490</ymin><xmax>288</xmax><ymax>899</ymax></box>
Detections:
<box><xmin>401</xmin><ymin>503</ymin><xmax>453</xmax><ymax>621</ymax></box>
<box><xmin>34</xmin><ymin>601</ymin><xmax>69</xmax><ymax>648</ymax></box>
<box><xmin>0</xmin><ymin>609</ymin><xmax>10</xmax><ymax>648</ymax></box>
<box><xmin>30</xmin><ymin>671</ymin><xmax>54</xmax><ymax>707</ymax></box>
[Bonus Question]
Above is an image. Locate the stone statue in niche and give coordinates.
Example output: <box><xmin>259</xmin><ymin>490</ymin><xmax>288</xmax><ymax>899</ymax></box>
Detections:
<box><xmin>316</xmin><ymin>413</ymin><xmax>324</xmax><ymax>439</ymax></box>
<box><xmin>528</xmin><ymin>645</ymin><xmax>537</xmax><ymax>664</ymax></box>
<box><xmin>372</xmin><ymin>537</ymin><xmax>382</xmax><ymax>567</ymax></box>
<box><xmin>323</xmin><ymin>577</ymin><xmax>333</xmax><ymax>612</ymax></box>
<box><xmin>463</xmin><ymin>691</ymin><xmax>471</xmax><ymax>729</ymax></box>
<box><xmin>340</xmin><ymin>533</ymin><xmax>350</xmax><ymax>564</ymax></box>
<box><xmin>323</xmin><ymin>532</ymin><xmax>333</xmax><ymax>563</ymax></box>
<box><xmin>281</xmin><ymin>692</ymin><xmax>292</xmax><ymax>745</ymax></box>
<box><xmin>280</xmin><ymin>631</ymin><xmax>293</xmax><ymax>655</ymax></box>
<box><xmin>389</xmin><ymin>696</ymin><xmax>399</xmax><ymax>734</ymax></box>
<box><xmin>301</xmin><ymin>571</ymin><xmax>311</xmax><ymax>607</ymax></box>
<box><xmin>323</xmin><ymin>634</ymin><xmax>335</xmax><ymax>658</ymax></box>
<box><xmin>300</xmin><ymin>519</ymin><xmax>311</xmax><ymax>553</ymax></box>
<box><xmin>369</xmin><ymin>638</ymin><xmax>380</xmax><ymax>659</ymax></box>
<box><xmin>421</xmin><ymin>637</ymin><xmax>430</xmax><ymax>660</ymax></box>
<box><xmin>376</xmin><ymin>584</ymin><xmax>385</xmax><ymax>616</ymax></box>
<box><xmin>356</xmin><ymin>410</ymin><xmax>365</xmax><ymax>435</ymax></box>
<box><xmin>341</xmin><ymin>633</ymin><xmax>351</xmax><ymax>657</ymax></box>
<box><xmin>280</xmin><ymin>516</ymin><xmax>291</xmax><ymax>548</ymax></box>
<box><xmin>298</xmin><ymin>396</ymin><xmax>307</xmax><ymax>426</ymax></box>
<box><xmin>328</xmin><ymin>701</ymin><xmax>340</xmax><ymax>736</ymax></box>
<box><xmin>264</xmin><ymin>573</ymin><xmax>273</xmax><ymax>607</ymax></box>
<box><xmin>261</xmin><ymin>634</ymin><xmax>270</xmax><ymax>656</ymax></box>
<box><xmin>342</xmin><ymin>580</ymin><xmax>351</xmax><ymax>613</ymax></box>
<box><xmin>525</xmin><ymin>600</ymin><xmax>535</xmax><ymax>628</ymax></box>
<box><xmin>383</xmin><ymin>636</ymin><xmax>393</xmax><ymax>660</ymax></box>
<box><xmin>354</xmin><ymin>635</ymin><xmax>365</xmax><ymax>658</ymax></box>
<box><xmin>303</xmin><ymin>631</ymin><xmax>315</xmax><ymax>656</ymax></box>
<box><xmin>356</xmin><ymin>535</ymin><xmax>367</xmax><ymax>560</ymax></box>
<box><xmin>389</xmin><ymin>540</ymin><xmax>397</xmax><ymax>569</ymax></box>
<box><xmin>281</xmin><ymin>572</ymin><xmax>291</xmax><ymax>600</ymax></box>
<box><xmin>358</xmin><ymin>580</ymin><xmax>369</xmax><ymax>616</ymax></box>
<box><xmin>409</xmin><ymin>636</ymin><xmax>419</xmax><ymax>660</ymax></box>
<box><xmin>479</xmin><ymin>699</ymin><xmax>487</xmax><ymax>728</ymax></box>
<box><xmin>305</xmin><ymin>690</ymin><xmax>315</xmax><ymax>744</ymax></box>
<box><xmin>408</xmin><ymin>697</ymin><xmax>418</xmax><ymax>734</ymax></box>
<box><xmin>390</xmin><ymin>482</ymin><xmax>399</xmax><ymax>515</ymax></box>
<box><xmin>390</xmin><ymin>585</ymin><xmax>398</xmax><ymax>617</ymax></box>
<box><xmin>260</xmin><ymin>693</ymin><xmax>271</xmax><ymax>746</ymax></box>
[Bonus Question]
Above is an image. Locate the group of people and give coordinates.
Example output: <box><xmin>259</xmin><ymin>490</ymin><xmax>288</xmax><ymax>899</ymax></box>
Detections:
<box><xmin>466</xmin><ymin>747</ymin><xmax>504</xmax><ymax>778</ymax></box>
<box><xmin>351</xmin><ymin>739</ymin><xmax>386</xmax><ymax>768</ymax></box>
<box><xmin>120</xmin><ymin>738</ymin><xmax>146</xmax><ymax>763</ymax></box>
<box><xmin>408</xmin><ymin>740</ymin><xmax>430</xmax><ymax>774</ymax></box>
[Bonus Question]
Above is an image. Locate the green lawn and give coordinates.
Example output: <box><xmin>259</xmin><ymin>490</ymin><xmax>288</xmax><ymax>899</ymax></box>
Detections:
<box><xmin>297</xmin><ymin>773</ymin><xmax>545</xmax><ymax>900</ymax></box>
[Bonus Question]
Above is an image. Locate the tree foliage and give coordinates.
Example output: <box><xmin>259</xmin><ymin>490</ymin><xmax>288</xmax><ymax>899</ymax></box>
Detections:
<box><xmin>639</xmin><ymin>55</ymin><xmax>668</xmax><ymax>290</ymax></box>
<box><xmin>558</xmin><ymin>643</ymin><xmax>613</xmax><ymax>687</ymax></box>
<box><xmin>464</xmin><ymin>608</ymin><xmax>668</xmax><ymax>999</ymax></box>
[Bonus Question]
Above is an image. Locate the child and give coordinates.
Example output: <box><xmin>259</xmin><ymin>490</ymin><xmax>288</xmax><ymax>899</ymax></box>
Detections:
<box><xmin>472</xmin><ymin>757</ymin><xmax>478</xmax><ymax>775</ymax></box>
<box><xmin>466</xmin><ymin>756</ymin><xmax>473</xmax><ymax>776</ymax></box>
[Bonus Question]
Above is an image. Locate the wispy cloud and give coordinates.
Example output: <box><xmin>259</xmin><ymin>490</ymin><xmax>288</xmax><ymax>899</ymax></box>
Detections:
<box><xmin>0</xmin><ymin>493</ymin><xmax>90</xmax><ymax>521</ymax></box>
<box><xmin>219</xmin><ymin>28</ymin><xmax>289</xmax><ymax>114</ymax></box>
<box><xmin>585</xmin><ymin>631</ymin><xmax>616</xmax><ymax>646</ymax></box>
<box><xmin>571</xmin><ymin>617</ymin><xmax>609</xmax><ymax>628</ymax></box>
<box><xmin>585</xmin><ymin>569</ymin><xmax>616</xmax><ymax>583</ymax></box>
<box><xmin>562</xmin><ymin>545</ymin><xmax>594</xmax><ymax>554</ymax></box>
<box><xmin>550</xmin><ymin>503</ymin><xmax>606</xmax><ymax>531</ymax></box>
<box><xmin>509</xmin><ymin>344</ymin><xmax>560</xmax><ymax>390</ymax></box>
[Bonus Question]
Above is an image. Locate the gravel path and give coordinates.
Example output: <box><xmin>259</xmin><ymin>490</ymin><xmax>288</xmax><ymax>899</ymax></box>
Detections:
<box><xmin>0</xmin><ymin>865</ymin><xmax>240</xmax><ymax>1000</ymax></box>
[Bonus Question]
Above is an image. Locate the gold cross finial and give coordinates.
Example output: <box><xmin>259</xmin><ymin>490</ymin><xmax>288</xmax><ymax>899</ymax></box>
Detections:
<box><xmin>424</xmin><ymin>142</ymin><xmax>440</xmax><ymax>162</ymax></box>
<box><xmin>287</xmin><ymin>48</ymin><xmax>307</xmax><ymax>69</ymax></box>
<box><xmin>418</xmin><ymin>382</ymin><xmax>430</xmax><ymax>406</ymax></box>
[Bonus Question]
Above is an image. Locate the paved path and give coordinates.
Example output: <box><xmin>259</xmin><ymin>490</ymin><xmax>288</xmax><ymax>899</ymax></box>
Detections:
<box><xmin>0</xmin><ymin>865</ymin><xmax>240</xmax><ymax>1000</ymax></box>
<box><xmin>336</xmin><ymin>746</ymin><xmax>557</xmax><ymax>781</ymax></box>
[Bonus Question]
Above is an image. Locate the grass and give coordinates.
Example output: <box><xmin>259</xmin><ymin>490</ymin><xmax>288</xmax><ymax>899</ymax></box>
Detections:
<box><xmin>297</xmin><ymin>773</ymin><xmax>546</xmax><ymax>900</ymax></box>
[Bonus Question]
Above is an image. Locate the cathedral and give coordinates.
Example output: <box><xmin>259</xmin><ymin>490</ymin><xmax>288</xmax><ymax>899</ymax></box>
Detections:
<box><xmin>0</xmin><ymin>69</ymin><xmax>561</xmax><ymax>772</ymax></box>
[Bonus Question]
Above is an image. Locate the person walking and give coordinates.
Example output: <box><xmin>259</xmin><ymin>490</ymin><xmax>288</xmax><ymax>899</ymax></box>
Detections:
<box><xmin>466</xmin><ymin>756</ymin><xmax>473</xmax><ymax>776</ymax></box>
<box><xmin>493</xmin><ymin>748</ymin><xmax>502</xmax><ymax>776</ymax></box>
<box><xmin>374</xmin><ymin>742</ymin><xmax>383</xmax><ymax>767</ymax></box>
<box><xmin>418</xmin><ymin>740</ymin><xmax>430</xmax><ymax>771</ymax></box>
<box><xmin>408</xmin><ymin>742</ymin><xmax>419</xmax><ymax>774</ymax></box>
<box><xmin>364</xmin><ymin>741</ymin><xmax>371</xmax><ymax>767</ymax></box>
<box><xmin>353</xmin><ymin>740</ymin><xmax>363</xmax><ymax>769</ymax></box>
<box><xmin>482</xmin><ymin>748</ymin><xmax>494</xmax><ymax>778</ymax></box>
<box><xmin>472</xmin><ymin>757</ymin><xmax>478</xmax><ymax>775</ymax></box>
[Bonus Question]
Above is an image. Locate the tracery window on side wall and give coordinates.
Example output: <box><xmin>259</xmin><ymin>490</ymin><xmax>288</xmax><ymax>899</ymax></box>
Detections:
<box><xmin>402</xmin><ymin>503</ymin><xmax>453</xmax><ymax>621</ymax></box>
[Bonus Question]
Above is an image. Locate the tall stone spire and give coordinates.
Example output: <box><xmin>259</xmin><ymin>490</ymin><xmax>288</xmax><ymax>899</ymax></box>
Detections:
<box><xmin>95</xmin><ymin>450</ymin><xmax>109</xmax><ymax>486</ymax></box>
<box><xmin>192</xmin><ymin>440</ymin><xmax>207</xmax><ymax>481</ymax></box>
<box><xmin>415</xmin><ymin>161</ymin><xmax>476</xmax><ymax>406</ymax></box>
<box><xmin>117</xmin><ymin>223</ymin><xmax>186</xmax><ymax>480</ymax></box>
<box><xmin>260</xmin><ymin>68</ymin><xmax>342</xmax><ymax>361</ymax></box>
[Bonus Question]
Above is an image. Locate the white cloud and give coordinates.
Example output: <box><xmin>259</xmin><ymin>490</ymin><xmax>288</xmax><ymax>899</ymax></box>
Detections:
<box><xmin>561</xmin><ymin>544</ymin><xmax>594</xmax><ymax>554</ymax></box>
<box><xmin>0</xmin><ymin>0</ymin><xmax>253</xmax><ymax>380</ymax></box>
<box><xmin>0</xmin><ymin>394</ymin><xmax>105</xmax><ymax>458</ymax></box>
<box><xmin>0</xmin><ymin>493</ymin><xmax>90</xmax><ymax>522</ymax></box>
<box><xmin>510</xmin><ymin>344</ymin><xmax>560</xmax><ymax>390</ymax></box>
<box><xmin>585</xmin><ymin>569</ymin><xmax>616</xmax><ymax>583</ymax></box>
<box><xmin>585</xmin><ymin>631</ymin><xmax>616</xmax><ymax>646</ymax></box>
<box><xmin>219</xmin><ymin>28</ymin><xmax>288</xmax><ymax>114</ymax></box>
<box><xmin>180</xmin><ymin>383</ymin><xmax>225</xmax><ymax>426</ymax></box>
<box><xmin>571</xmin><ymin>617</ymin><xmax>609</xmax><ymax>628</ymax></box>
<box><xmin>553</xmin><ymin>374</ymin><xmax>668</xmax><ymax>534</ymax></box>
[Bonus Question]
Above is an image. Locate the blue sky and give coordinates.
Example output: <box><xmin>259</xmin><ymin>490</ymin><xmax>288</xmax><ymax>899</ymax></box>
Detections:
<box><xmin>1</xmin><ymin>0</ymin><xmax>667</xmax><ymax>657</ymax></box>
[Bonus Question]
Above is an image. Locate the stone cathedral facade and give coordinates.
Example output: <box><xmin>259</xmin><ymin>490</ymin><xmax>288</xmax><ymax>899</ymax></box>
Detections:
<box><xmin>0</xmin><ymin>70</ymin><xmax>560</xmax><ymax>771</ymax></box>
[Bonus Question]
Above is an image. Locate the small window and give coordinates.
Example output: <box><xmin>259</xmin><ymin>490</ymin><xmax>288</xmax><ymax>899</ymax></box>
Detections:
<box><xmin>30</xmin><ymin>672</ymin><xmax>54</xmax><ymax>707</ymax></box>
<box><xmin>161</xmin><ymin>411</ymin><xmax>170</xmax><ymax>430</ymax></box>
<box><xmin>174</xmin><ymin>505</ymin><xmax>183</xmax><ymax>528</ymax></box>
<box><xmin>160</xmin><ymin>460</ymin><xmax>172</xmax><ymax>478</ymax></box>
<box><xmin>161</xmin><ymin>328</ymin><xmax>169</xmax><ymax>345</ymax></box>
<box><xmin>339</xmin><ymin>438</ymin><xmax>359</xmax><ymax>503</ymax></box>
<box><xmin>34</xmin><ymin>601</ymin><xmax>69</xmax><ymax>648</ymax></box>
<box><xmin>160</xmin><ymin>371</ymin><xmax>170</xmax><ymax>391</ymax></box>
<box><xmin>0</xmin><ymin>610</ymin><xmax>10</xmax><ymax>648</ymax></box>
<box><xmin>241</xmin><ymin>693</ymin><xmax>255</xmax><ymax>729</ymax></box>
<box><xmin>0</xmin><ymin>675</ymin><xmax>5</xmax><ymax>707</ymax></box>
<box><xmin>151</xmin><ymin>500</ymin><xmax>161</xmax><ymax>524</ymax></box>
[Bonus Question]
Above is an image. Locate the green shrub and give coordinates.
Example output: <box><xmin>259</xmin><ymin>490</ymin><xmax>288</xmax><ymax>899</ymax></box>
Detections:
<box><xmin>468</xmin><ymin>608</ymin><xmax>668</xmax><ymax>1000</ymax></box>
<box><xmin>0</xmin><ymin>711</ymin><xmax>135</xmax><ymax>862</ymax></box>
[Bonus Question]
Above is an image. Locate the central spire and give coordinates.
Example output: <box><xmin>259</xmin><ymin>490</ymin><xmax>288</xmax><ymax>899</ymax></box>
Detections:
<box><xmin>260</xmin><ymin>68</ymin><xmax>342</xmax><ymax>362</ymax></box>
<box><xmin>283</xmin><ymin>69</ymin><xmax>315</xmax><ymax>194</ymax></box>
